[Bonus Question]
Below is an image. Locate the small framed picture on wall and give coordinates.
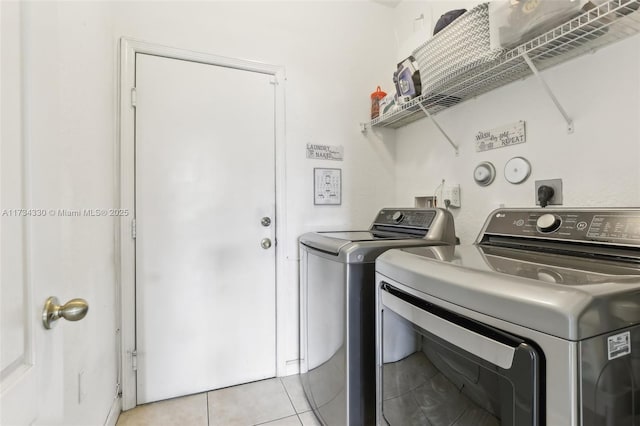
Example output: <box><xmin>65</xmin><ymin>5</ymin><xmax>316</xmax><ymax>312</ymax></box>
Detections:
<box><xmin>314</xmin><ymin>168</ymin><xmax>342</xmax><ymax>205</ymax></box>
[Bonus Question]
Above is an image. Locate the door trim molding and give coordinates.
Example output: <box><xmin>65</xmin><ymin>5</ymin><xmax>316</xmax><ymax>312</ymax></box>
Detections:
<box><xmin>117</xmin><ymin>38</ymin><xmax>287</xmax><ymax>411</ymax></box>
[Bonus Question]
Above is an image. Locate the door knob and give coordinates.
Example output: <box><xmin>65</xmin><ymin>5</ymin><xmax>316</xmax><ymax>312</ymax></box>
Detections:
<box><xmin>261</xmin><ymin>238</ymin><xmax>272</xmax><ymax>249</ymax></box>
<box><xmin>261</xmin><ymin>217</ymin><xmax>272</xmax><ymax>227</ymax></box>
<box><xmin>42</xmin><ymin>297</ymin><xmax>89</xmax><ymax>329</ymax></box>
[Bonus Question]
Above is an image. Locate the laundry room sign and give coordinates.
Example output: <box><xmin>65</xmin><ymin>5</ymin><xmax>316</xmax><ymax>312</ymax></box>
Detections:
<box><xmin>475</xmin><ymin>121</ymin><xmax>526</xmax><ymax>152</ymax></box>
<box><xmin>306</xmin><ymin>143</ymin><xmax>344</xmax><ymax>161</ymax></box>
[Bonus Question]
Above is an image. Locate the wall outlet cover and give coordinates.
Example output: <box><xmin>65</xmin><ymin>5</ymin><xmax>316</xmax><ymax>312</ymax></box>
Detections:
<box><xmin>535</xmin><ymin>178</ymin><xmax>563</xmax><ymax>206</ymax></box>
<box><xmin>442</xmin><ymin>184</ymin><xmax>461</xmax><ymax>208</ymax></box>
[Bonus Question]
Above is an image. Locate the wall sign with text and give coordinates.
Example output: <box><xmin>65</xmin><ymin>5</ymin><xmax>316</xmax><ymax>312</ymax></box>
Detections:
<box><xmin>314</xmin><ymin>168</ymin><xmax>342</xmax><ymax>205</ymax></box>
<box><xmin>306</xmin><ymin>143</ymin><xmax>344</xmax><ymax>161</ymax></box>
<box><xmin>475</xmin><ymin>121</ymin><xmax>526</xmax><ymax>152</ymax></box>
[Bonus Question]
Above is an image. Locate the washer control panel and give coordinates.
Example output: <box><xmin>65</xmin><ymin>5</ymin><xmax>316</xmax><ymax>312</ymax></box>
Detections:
<box><xmin>484</xmin><ymin>210</ymin><xmax>640</xmax><ymax>245</ymax></box>
<box><xmin>536</xmin><ymin>213</ymin><xmax>562</xmax><ymax>233</ymax></box>
<box><xmin>374</xmin><ymin>209</ymin><xmax>436</xmax><ymax>228</ymax></box>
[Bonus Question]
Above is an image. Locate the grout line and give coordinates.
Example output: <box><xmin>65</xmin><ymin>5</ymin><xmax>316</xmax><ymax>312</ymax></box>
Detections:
<box><xmin>253</xmin><ymin>413</ymin><xmax>300</xmax><ymax>426</ymax></box>
<box><xmin>279</xmin><ymin>377</ymin><xmax>298</xmax><ymax>413</ymax></box>
<box><xmin>298</xmin><ymin>410</ymin><xmax>321</xmax><ymax>426</ymax></box>
<box><xmin>206</xmin><ymin>392</ymin><xmax>210</xmax><ymax>426</ymax></box>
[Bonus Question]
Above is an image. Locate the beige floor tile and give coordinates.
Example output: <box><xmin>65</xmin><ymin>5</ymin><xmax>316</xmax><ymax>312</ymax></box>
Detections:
<box><xmin>298</xmin><ymin>411</ymin><xmax>321</xmax><ymax>426</ymax></box>
<box><xmin>116</xmin><ymin>393</ymin><xmax>207</xmax><ymax>426</ymax></box>
<box><xmin>381</xmin><ymin>392</ymin><xmax>428</xmax><ymax>426</ymax></box>
<box><xmin>280</xmin><ymin>376</ymin><xmax>311</xmax><ymax>414</ymax></box>
<box><xmin>208</xmin><ymin>378</ymin><xmax>295</xmax><ymax>426</ymax></box>
<box><xmin>256</xmin><ymin>414</ymin><xmax>302</xmax><ymax>425</ymax></box>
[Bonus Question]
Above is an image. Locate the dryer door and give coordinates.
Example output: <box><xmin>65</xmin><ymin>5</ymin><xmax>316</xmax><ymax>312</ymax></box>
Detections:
<box><xmin>379</xmin><ymin>282</ymin><xmax>543</xmax><ymax>426</ymax></box>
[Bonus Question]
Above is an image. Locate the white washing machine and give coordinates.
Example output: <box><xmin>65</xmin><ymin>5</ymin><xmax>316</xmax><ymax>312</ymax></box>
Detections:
<box><xmin>376</xmin><ymin>208</ymin><xmax>640</xmax><ymax>426</ymax></box>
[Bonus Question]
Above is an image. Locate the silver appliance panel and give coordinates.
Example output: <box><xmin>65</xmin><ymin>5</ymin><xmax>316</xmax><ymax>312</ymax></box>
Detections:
<box><xmin>477</xmin><ymin>208</ymin><xmax>640</xmax><ymax>247</ymax></box>
<box><xmin>377</xmin><ymin>244</ymin><xmax>640</xmax><ymax>340</ymax></box>
<box><xmin>377</xmin><ymin>274</ymin><xmax>640</xmax><ymax>426</ymax></box>
<box><xmin>313</xmin><ymin>231</ymin><xmax>412</xmax><ymax>241</ymax></box>
<box><xmin>377</xmin><ymin>208</ymin><xmax>640</xmax><ymax>426</ymax></box>
<box><xmin>372</xmin><ymin>209</ymin><xmax>436</xmax><ymax>230</ymax></box>
<box><xmin>300</xmin><ymin>208</ymin><xmax>457</xmax><ymax>425</ymax></box>
<box><xmin>379</xmin><ymin>281</ymin><xmax>541</xmax><ymax>426</ymax></box>
<box><xmin>299</xmin><ymin>231</ymin><xmax>425</xmax><ymax>258</ymax></box>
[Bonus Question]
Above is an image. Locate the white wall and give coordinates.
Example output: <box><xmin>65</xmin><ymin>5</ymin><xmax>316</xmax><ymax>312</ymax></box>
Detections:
<box><xmin>112</xmin><ymin>0</ymin><xmax>398</xmax><ymax>376</ymax></box>
<box><xmin>390</xmin><ymin>2</ymin><xmax>640</xmax><ymax>244</ymax></box>
<box><xmin>9</xmin><ymin>1</ymin><xmax>398</xmax><ymax>423</ymax></box>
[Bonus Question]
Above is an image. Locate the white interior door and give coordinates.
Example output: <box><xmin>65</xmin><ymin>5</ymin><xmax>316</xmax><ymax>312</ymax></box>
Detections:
<box><xmin>135</xmin><ymin>53</ymin><xmax>277</xmax><ymax>404</ymax></box>
<box><xmin>1</xmin><ymin>3</ymin><xmax>62</xmax><ymax>422</ymax></box>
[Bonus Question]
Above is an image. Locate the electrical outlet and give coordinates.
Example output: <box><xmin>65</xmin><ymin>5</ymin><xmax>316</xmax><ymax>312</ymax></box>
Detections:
<box><xmin>535</xmin><ymin>179</ymin><xmax>563</xmax><ymax>206</ymax></box>
<box><xmin>442</xmin><ymin>184</ymin><xmax>461</xmax><ymax>208</ymax></box>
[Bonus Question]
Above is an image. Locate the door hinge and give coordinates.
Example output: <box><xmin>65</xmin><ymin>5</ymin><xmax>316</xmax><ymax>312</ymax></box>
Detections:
<box><xmin>131</xmin><ymin>350</ymin><xmax>138</xmax><ymax>371</ymax></box>
<box><xmin>269</xmin><ymin>78</ymin><xmax>278</xmax><ymax>86</ymax></box>
<box><xmin>130</xmin><ymin>87</ymin><xmax>137</xmax><ymax>108</ymax></box>
<box><xmin>131</xmin><ymin>219</ymin><xmax>137</xmax><ymax>239</ymax></box>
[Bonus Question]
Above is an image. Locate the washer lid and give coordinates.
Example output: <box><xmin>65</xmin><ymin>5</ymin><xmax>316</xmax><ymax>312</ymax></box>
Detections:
<box><xmin>376</xmin><ymin>245</ymin><xmax>640</xmax><ymax>340</ymax></box>
<box><xmin>317</xmin><ymin>231</ymin><xmax>420</xmax><ymax>241</ymax></box>
<box><xmin>299</xmin><ymin>231</ymin><xmax>422</xmax><ymax>255</ymax></box>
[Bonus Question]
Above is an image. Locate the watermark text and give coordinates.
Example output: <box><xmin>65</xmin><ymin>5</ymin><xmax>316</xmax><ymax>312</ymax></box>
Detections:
<box><xmin>2</xmin><ymin>208</ymin><xmax>130</xmax><ymax>217</ymax></box>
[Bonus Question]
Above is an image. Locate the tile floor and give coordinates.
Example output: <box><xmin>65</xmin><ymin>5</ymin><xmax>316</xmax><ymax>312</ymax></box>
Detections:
<box><xmin>116</xmin><ymin>376</ymin><xmax>321</xmax><ymax>426</ymax></box>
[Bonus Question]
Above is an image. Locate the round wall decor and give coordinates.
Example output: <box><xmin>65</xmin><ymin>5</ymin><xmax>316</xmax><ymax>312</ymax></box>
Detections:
<box><xmin>504</xmin><ymin>157</ymin><xmax>531</xmax><ymax>184</ymax></box>
<box><xmin>473</xmin><ymin>162</ymin><xmax>496</xmax><ymax>186</ymax></box>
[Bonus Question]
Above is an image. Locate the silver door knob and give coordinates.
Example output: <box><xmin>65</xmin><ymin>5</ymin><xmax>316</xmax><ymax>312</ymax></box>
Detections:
<box><xmin>42</xmin><ymin>297</ymin><xmax>89</xmax><ymax>329</ymax></box>
<box><xmin>261</xmin><ymin>217</ymin><xmax>272</xmax><ymax>227</ymax></box>
<box><xmin>261</xmin><ymin>238</ymin><xmax>272</xmax><ymax>249</ymax></box>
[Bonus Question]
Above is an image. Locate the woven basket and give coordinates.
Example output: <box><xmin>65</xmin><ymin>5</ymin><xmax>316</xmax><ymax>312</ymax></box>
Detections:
<box><xmin>413</xmin><ymin>3</ymin><xmax>504</xmax><ymax>96</ymax></box>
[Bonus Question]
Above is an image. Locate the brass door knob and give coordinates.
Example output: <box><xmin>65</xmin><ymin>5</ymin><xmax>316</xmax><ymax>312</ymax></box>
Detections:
<box><xmin>42</xmin><ymin>297</ymin><xmax>89</xmax><ymax>329</ymax></box>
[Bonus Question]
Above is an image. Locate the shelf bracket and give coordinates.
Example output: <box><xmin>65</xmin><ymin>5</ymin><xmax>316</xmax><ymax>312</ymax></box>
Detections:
<box><xmin>522</xmin><ymin>53</ymin><xmax>574</xmax><ymax>134</ymax></box>
<box><xmin>418</xmin><ymin>103</ymin><xmax>459</xmax><ymax>156</ymax></box>
<box><xmin>360</xmin><ymin>122</ymin><xmax>368</xmax><ymax>133</ymax></box>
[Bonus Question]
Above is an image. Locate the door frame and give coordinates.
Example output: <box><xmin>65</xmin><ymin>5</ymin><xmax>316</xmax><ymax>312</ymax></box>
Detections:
<box><xmin>117</xmin><ymin>38</ymin><xmax>287</xmax><ymax>410</ymax></box>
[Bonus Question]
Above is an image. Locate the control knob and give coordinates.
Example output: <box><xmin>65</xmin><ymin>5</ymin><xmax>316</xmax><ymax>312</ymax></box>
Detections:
<box><xmin>536</xmin><ymin>213</ymin><xmax>562</xmax><ymax>233</ymax></box>
<box><xmin>392</xmin><ymin>211</ymin><xmax>405</xmax><ymax>224</ymax></box>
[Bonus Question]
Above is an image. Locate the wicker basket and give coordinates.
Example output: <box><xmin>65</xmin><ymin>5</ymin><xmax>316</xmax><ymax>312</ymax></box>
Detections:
<box><xmin>413</xmin><ymin>3</ymin><xmax>504</xmax><ymax>96</ymax></box>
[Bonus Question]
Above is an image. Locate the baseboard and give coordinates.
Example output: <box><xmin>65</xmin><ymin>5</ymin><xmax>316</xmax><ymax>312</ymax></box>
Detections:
<box><xmin>104</xmin><ymin>395</ymin><xmax>122</xmax><ymax>426</ymax></box>
<box><xmin>284</xmin><ymin>359</ymin><xmax>300</xmax><ymax>376</ymax></box>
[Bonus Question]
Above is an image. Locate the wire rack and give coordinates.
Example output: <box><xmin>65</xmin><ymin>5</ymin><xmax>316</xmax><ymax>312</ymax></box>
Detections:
<box><xmin>370</xmin><ymin>0</ymin><xmax>640</xmax><ymax>130</ymax></box>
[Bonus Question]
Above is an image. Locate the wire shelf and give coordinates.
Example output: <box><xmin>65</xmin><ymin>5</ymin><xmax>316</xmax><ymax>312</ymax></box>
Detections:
<box><xmin>370</xmin><ymin>0</ymin><xmax>640</xmax><ymax>130</ymax></box>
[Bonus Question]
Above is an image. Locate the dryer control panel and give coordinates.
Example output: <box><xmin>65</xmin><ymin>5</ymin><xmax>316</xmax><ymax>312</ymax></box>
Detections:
<box><xmin>374</xmin><ymin>209</ymin><xmax>436</xmax><ymax>228</ymax></box>
<box><xmin>482</xmin><ymin>209</ymin><xmax>640</xmax><ymax>246</ymax></box>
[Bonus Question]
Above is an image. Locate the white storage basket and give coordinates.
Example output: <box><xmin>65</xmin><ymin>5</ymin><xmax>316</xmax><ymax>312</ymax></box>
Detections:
<box><xmin>413</xmin><ymin>3</ymin><xmax>504</xmax><ymax>96</ymax></box>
